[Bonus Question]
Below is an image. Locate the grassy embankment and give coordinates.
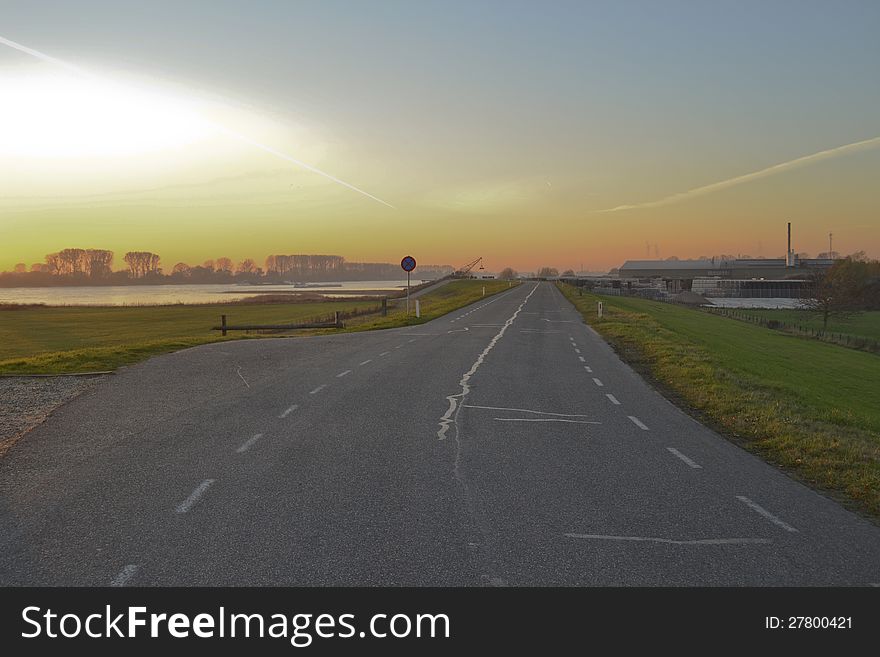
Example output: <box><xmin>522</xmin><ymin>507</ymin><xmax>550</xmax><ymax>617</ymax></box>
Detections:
<box><xmin>726</xmin><ymin>309</ymin><xmax>880</xmax><ymax>342</ymax></box>
<box><xmin>558</xmin><ymin>284</ymin><xmax>880</xmax><ymax>520</ymax></box>
<box><xmin>0</xmin><ymin>280</ymin><xmax>515</xmax><ymax>375</ymax></box>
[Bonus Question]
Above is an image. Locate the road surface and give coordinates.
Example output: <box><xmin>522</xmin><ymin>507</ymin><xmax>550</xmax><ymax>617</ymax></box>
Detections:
<box><xmin>1</xmin><ymin>282</ymin><xmax>878</xmax><ymax>585</ymax></box>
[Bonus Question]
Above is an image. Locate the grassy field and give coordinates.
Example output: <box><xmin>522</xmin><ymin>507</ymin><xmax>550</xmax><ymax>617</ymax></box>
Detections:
<box><xmin>728</xmin><ymin>308</ymin><xmax>880</xmax><ymax>342</ymax></box>
<box><xmin>0</xmin><ymin>280</ymin><xmax>514</xmax><ymax>374</ymax></box>
<box><xmin>558</xmin><ymin>284</ymin><xmax>880</xmax><ymax>519</ymax></box>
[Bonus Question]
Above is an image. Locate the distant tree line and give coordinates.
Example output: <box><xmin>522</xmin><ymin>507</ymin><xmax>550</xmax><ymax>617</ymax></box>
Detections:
<box><xmin>0</xmin><ymin>248</ymin><xmax>453</xmax><ymax>287</ymax></box>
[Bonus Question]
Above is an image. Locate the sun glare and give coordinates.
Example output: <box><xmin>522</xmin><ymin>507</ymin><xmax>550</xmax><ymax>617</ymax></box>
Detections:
<box><xmin>0</xmin><ymin>70</ymin><xmax>214</xmax><ymax>158</ymax></box>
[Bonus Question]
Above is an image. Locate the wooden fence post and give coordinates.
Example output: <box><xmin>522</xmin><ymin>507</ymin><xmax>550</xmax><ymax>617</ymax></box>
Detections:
<box><xmin>221</xmin><ymin>314</ymin><xmax>227</xmax><ymax>336</ymax></box>
<box><xmin>382</xmin><ymin>297</ymin><xmax>388</xmax><ymax>316</ymax></box>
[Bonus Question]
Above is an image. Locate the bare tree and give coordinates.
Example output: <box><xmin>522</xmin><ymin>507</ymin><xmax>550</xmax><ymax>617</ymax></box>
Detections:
<box><xmin>805</xmin><ymin>256</ymin><xmax>870</xmax><ymax>329</ymax></box>
<box><xmin>215</xmin><ymin>257</ymin><xmax>233</xmax><ymax>273</ymax></box>
<box><xmin>124</xmin><ymin>251</ymin><xmax>161</xmax><ymax>279</ymax></box>
<box><xmin>13</xmin><ymin>263</ymin><xmax>26</xmax><ymax>273</ymax></box>
<box><xmin>237</xmin><ymin>258</ymin><xmax>256</xmax><ymax>274</ymax></box>
<box><xmin>498</xmin><ymin>267</ymin><xmax>518</xmax><ymax>280</ymax></box>
<box><xmin>171</xmin><ymin>262</ymin><xmax>192</xmax><ymax>277</ymax></box>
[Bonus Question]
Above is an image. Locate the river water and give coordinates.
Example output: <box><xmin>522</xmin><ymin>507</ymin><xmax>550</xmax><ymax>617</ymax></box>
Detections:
<box><xmin>0</xmin><ymin>280</ymin><xmax>426</xmax><ymax>306</ymax></box>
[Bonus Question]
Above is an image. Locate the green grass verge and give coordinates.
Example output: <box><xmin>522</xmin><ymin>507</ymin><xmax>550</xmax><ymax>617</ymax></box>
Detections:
<box><xmin>0</xmin><ymin>280</ymin><xmax>517</xmax><ymax>374</ymax></box>
<box><xmin>558</xmin><ymin>284</ymin><xmax>880</xmax><ymax>520</ymax></box>
<box><xmin>0</xmin><ymin>300</ymin><xmax>377</xmax><ymax>374</ymax></box>
<box><xmin>728</xmin><ymin>309</ymin><xmax>880</xmax><ymax>342</ymax></box>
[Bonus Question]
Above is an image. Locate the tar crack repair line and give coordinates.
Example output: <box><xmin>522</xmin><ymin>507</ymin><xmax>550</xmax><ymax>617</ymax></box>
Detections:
<box><xmin>437</xmin><ymin>283</ymin><xmax>539</xmax><ymax>440</ymax></box>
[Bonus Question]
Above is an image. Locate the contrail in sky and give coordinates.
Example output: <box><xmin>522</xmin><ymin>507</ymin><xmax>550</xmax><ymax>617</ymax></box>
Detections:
<box><xmin>599</xmin><ymin>135</ymin><xmax>880</xmax><ymax>213</ymax></box>
<box><xmin>0</xmin><ymin>35</ymin><xmax>395</xmax><ymax>208</ymax></box>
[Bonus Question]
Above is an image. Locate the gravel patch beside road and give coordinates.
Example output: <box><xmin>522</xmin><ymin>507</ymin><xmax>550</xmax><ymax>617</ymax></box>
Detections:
<box><xmin>0</xmin><ymin>376</ymin><xmax>107</xmax><ymax>456</ymax></box>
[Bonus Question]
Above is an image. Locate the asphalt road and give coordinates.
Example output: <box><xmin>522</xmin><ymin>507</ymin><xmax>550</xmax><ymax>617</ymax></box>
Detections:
<box><xmin>1</xmin><ymin>282</ymin><xmax>878</xmax><ymax>586</ymax></box>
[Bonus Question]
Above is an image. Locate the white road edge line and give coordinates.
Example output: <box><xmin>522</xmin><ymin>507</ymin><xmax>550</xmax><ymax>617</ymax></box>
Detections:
<box><xmin>736</xmin><ymin>496</ymin><xmax>798</xmax><ymax>533</ymax></box>
<box><xmin>628</xmin><ymin>415</ymin><xmax>649</xmax><ymax>430</ymax></box>
<box><xmin>110</xmin><ymin>565</ymin><xmax>139</xmax><ymax>587</ymax></box>
<box><xmin>605</xmin><ymin>394</ymin><xmax>620</xmax><ymax>405</ymax></box>
<box><xmin>336</xmin><ymin>369</ymin><xmax>352</xmax><ymax>378</ymax></box>
<box><xmin>666</xmin><ymin>447</ymin><xmax>702</xmax><ymax>469</ymax></box>
<box><xmin>309</xmin><ymin>384</ymin><xmax>328</xmax><ymax>394</ymax></box>
<box><xmin>279</xmin><ymin>404</ymin><xmax>299</xmax><ymax>418</ymax></box>
<box><xmin>236</xmin><ymin>433</ymin><xmax>263</xmax><ymax>454</ymax></box>
<box><xmin>175</xmin><ymin>479</ymin><xmax>215</xmax><ymax>514</ymax></box>
<box><xmin>564</xmin><ymin>534</ymin><xmax>771</xmax><ymax>545</ymax></box>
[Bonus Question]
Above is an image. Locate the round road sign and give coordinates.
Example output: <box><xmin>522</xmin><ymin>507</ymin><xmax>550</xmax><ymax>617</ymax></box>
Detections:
<box><xmin>401</xmin><ymin>255</ymin><xmax>417</xmax><ymax>272</ymax></box>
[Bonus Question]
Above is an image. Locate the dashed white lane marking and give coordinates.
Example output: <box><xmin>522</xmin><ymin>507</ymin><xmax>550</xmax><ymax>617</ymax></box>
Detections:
<box><xmin>236</xmin><ymin>433</ymin><xmax>263</xmax><ymax>454</ymax></box>
<box><xmin>463</xmin><ymin>404</ymin><xmax>593</xmax><ymax>418</ymax></box>
<box><xmin>359</xmin><ymin>359</ymin><xmax>372</xmax><ymax>366</ymax></box>
<box><xmin>736</xmin><ymin>496</ymin><xmax>798</xmax><ymax>533</ymax></box>
<box><xmin>564</xmin><ymin>534</ymin><xmax>771</xmax><ymax>546</ymax></box>
<box><xmin>606</xmin><ymin>394</ymin><xmax>620</xmax><ymax>405</ymax></box>
<box><xmin>571</xmin><ymin>342</ymin><xmax>578</xmax><ymax>347</ymax></box>
<box><xmin>628</xmin><ymin>415</ymin><xmax>649</xmax><ymax>430</ymax></box>
<box><xmin>379</xmin><ymin>351</ymin><xmax>391</xmax><ymax>356</ymax></box>
<box><xmin>175</xmin><ymin>479</ymin><xmax>215</xmax><ymax>514</ymax></box>
<box><xmin>279</xmin><ymin>404</ymin><xmax>299</xmax><ymax>418</ymax></box>
<box><xmin>494</xmin><ymin>417</ymin><xmax>600</xmax><ymax>424</ymax></box>
<box><xmin>309</xmin><ymin>384</ymin><xmax>328</xmax><ymax>394</ymax></box>
<box><xmin>584</xmin><ymin>366</ymin><xmax>593</xmax><ymax>372</ymax></box>
<box><xmin>408</xmin><ymin>338</ymin><xmax>418</xmax><ymax>343</ymax></box>
<box><xmin>592</xmin><ymin>378</ymin><xmax>604</xmax><ymax>387</ymax></box>
<box><xmin>394</xmin><ymin>344</ymin><xmax>404</xmax><ymax>349</ymax></box>
<box><xmin>110</xmin><ymin>565</ymin><xmax>139</xmax><ymax>587</ymax></box>
<box><xmin>336</xmin><ymin>369</ymin><xmax>352</xmax><ymax>378</ymax></box>
<box><xmin>578</xmin><ymin>356</ymin><xmax>586</xmax><ymax>362</ymax></box>
<box><xmin>666</xmin><ymin>447</ymin><xmax>702</xmax><ymax>469</ymax></box>
<box><xmin>472</xmin><ymin>324</ymin><xmax>504</xmax><ymax>327</ymax></box>
<box><xmin>574</xmin><ymin>348</ymin><xmax>581</xmax><ymax>354</ymax></box>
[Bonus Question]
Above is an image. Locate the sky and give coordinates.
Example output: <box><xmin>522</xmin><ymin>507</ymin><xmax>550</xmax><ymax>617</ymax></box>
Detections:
<box><xmin>1</xmin><ymin>0</ymin><xmax>878</xmax><ymax>273</ymax></box>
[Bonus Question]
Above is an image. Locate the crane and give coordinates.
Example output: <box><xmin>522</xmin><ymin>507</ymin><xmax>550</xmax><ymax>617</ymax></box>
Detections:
<box><xmin>454</xmin><ymin>257</ymin><xmax>484</xmax><ymax>278</ymax></box>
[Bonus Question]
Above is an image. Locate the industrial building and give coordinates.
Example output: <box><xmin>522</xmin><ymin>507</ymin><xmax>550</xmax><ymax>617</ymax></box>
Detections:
<box><xmin>617</xmin><ymin>223</ymin><xmax>834</xmax><ymax>298</ymax></box>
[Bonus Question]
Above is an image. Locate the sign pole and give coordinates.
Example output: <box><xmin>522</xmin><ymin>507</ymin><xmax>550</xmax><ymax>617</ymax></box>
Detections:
<box><xmin>400</xmin><ymin>255</ymin><xmax>416</xmax><ymax>316</ymax></box>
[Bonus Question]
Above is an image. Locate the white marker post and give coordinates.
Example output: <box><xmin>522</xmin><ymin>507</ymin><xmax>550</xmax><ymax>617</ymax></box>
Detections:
<box><xmin>415</xmin><ymin>300</ymin><xmax>421</xmax><ymax>318</ymax></box>
<box><xmin>598</xmin><ymin>301</ymin><xmax>604</xmax><ymax>318</ymax></box>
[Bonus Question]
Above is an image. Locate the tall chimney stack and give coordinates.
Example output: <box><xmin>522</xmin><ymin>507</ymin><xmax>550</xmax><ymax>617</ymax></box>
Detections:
<box><xmin>786</xmin><ymin>221</ymin><xmax>794</xmax><ymax>267</ymax></box>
